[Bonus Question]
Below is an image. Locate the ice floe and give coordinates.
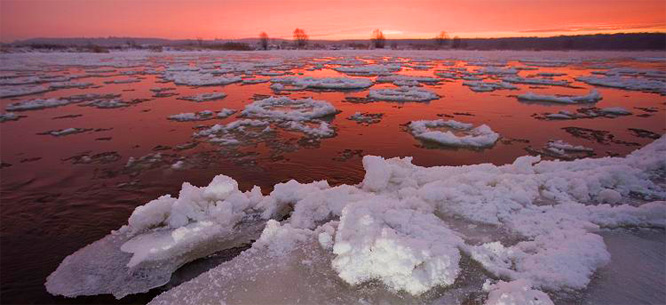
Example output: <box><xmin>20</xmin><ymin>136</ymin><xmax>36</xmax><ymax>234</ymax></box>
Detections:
<box><xmin>408</xmin><ymin>119</ymin><xmax>500</xmax><ymax>148</ymax></box>
<box><xmin>334</xmin><ymin>64</ymin><xmax>402</xmax><ymax>76</ymax></box>
<box><xmin>348</xmin><ymin>112</ymin><xmax>384</xmax><ymax>125</ymax></box>
<box><xmin>463</xmin><ymin>81</ymin><xmax>518</xmax><ymax>92</ymax></box>
<box><xmin>270</xmin><ymin>77</ymin><xmax>373</xmax><ymax>90</ymax></box>
<box><xmin>0</xmin><ymin>112</ymin><xmax>22</xmax><ymax>122</ymax></box>
<box><xmin>368</xmin><ymin>87</ymin><xmax>439</xmax><ymax>102</ymax></box>
<box><xmin>576</xmin><ymin>75</ymin><xmax>666</xmax><ymax>95</ymax></box>
<box><xmin>0</xmin><ymin>85</ymin><xmax>51</xmax><ymax>98</ymax></box>
<box><xmin>5</xmin><ymin>98</ymin><xmax>73</xmax><ymax>111</ymax></box>
<box><xmin>178</xmin><ymin>92</ymin><xmax>227</xmax><ymax>102</ymax></box>
<box><xmin>502</xmin><ymin>76</ymin><xmax>570</xmax><ymax>86</ymax></box>
<box><xmin>517</xmin><ymin>90</ymin><xmax>602</xmax><ymax>104</ymax></box>
<box><xmin>241</xmin><ymin>96</ymin><xmax>338</xmax><ymax>121</ymax></box>
<box><xmin>163</xmin><ymin>71</ymin><xmax>241</xmax><ymax>86</ymax></box>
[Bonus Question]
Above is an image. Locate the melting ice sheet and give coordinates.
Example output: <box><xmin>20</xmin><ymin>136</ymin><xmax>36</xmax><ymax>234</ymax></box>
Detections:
<box><xmin>47</xmin><ymin>137</ymin><xmax>666</xmax><ymax>304</ymax></box>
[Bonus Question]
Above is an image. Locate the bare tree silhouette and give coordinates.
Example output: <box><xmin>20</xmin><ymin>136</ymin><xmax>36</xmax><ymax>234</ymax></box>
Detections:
<box><xmin>451</xmin><ymin>36</ymin><xmax>462</xmax><ymax>49</ymax></box>
<box><xmin>434</xmin><ymin>31</ymin><xmax>450</xmax><ymax>48</ymax></box>
<box><xmin>371</xmin><ymin>29</ymin><xmax>386</xmax><ymax>49</ymax></box>
<box><xmin>259</xmin><ymin>32</ymin><xmax>269</xmax><ymax>50</ymax></box>
<box><xmin>293</xmin><ymin>28</ymin><xmax>308</xmax><ymax>49</ymax></box>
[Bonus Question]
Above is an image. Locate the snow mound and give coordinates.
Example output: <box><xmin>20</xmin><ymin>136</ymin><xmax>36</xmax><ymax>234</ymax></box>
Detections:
<box><xmin>517</xmin><ymin>90</ymin><xmax>602</xmax><ymax>104</ymax></box>
<box><xmin>332</xmin><ymin>198</ymin><xmax>463</xmax><ymax>295</ymax></box>
<box><xmin>368</xmin><ymin>87</ymin><xmax>439</xmax><ymax>102</ymax></box>
<box><xmin>408</xmin><ymin>119</ymin><xmax>500</xmax><ymax>148</ymax></box>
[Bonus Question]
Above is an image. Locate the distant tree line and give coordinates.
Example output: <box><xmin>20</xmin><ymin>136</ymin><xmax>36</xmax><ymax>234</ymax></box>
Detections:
<box><xmin>11</xmin><ymin>32</ymin><xmax>665</xmax><ymax>51</ymax></box>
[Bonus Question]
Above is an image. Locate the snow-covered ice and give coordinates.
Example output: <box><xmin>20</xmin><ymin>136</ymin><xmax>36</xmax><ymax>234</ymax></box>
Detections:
<box><xmin>368</xmin><ymin>87</ymin><xmax>439</xmax><ymax>102</ymax></box>
<box><xmin>179</xmin><ymin>92</ymin><xmax>227</xmax><ymax>102</ymax></box>
<box><xmin>241</xmin><ymin>96</ymin><xmax>338</xmax><ymax>121</ymax></box>
<box><xmin>408</xmin><ymin>119</ymin><xmax>500</xmax><ymax>148</ymax></box>
<box><xmin>517</xmin><ymin>90</ymin><xmax>602</xmax><ymax>104</ymax></box>
<box><xmin>5</xmin><ymin>98</ymin><xmax>73</xmax><ymax>111</ymax></box>
<box><xmin>270</xmin><ymin>77</ymin><xmax>373</xmax><ymax>90</ymax></box>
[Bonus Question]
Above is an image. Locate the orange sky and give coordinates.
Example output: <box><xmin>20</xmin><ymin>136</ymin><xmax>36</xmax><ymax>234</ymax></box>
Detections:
<box><xmin>1</xmin><ymin>0</ymin><xmax>665</xmax><ymax>42</ymax></box>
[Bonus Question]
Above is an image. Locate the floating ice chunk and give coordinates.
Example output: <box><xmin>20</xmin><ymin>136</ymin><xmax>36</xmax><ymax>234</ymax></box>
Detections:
<box><xmin>334</xmin><ymin>64</ymin><xmax>401</xmax><ymax>76</ymax></box>
<box><xmin>281</xmin><ymin>120</ymin><xmax>335</xmax><ymax>137</ymax></box>
<box><xmin>178</xmin><ymin>92</ymin><xmax>227</xmax><ymax>102</ymax></box>
<box><xmin>84</xmin><ymin>99</ymin><xmax>129</xmax><ymax>109</ymax></box>
<box><xmin>271</xmin><ymin>77</ymin><xmax>373</xmax><ymax>90</ymax></box>
<box><xmin>333</xmin><ymin>198</ymin><xmax>463</xmax><ymax>295</ymax></box>
<box><xmin>0</xmin><ymin>112</ymin><xmax>21</xmax><ymax>122</ymax></box>
<box><xmin>544</xmin><ymin>111</ymin><xmax>575</xmax><ymax>120</ymax></box>
<box><xmin>163</xmin><ymin>71</ymin><xmax>241</xmax><ymax>86</ymax></box>
<box><xmin>194</xmin><ymin>119</ymin><xmax>270</xmax><ymax>137</ymax></box>
<box><xmin>348</xmin><ymin>112</ymin><xmax>383</xmax><ymax>124</ymax></box>
<box><xmin>45</xmin><ymin>127</ymin><xmax>90</xmax><ymax>137</ymax></box>
<box><xmin>463</xmin><ymin>81</ymin><xmax>518</xmax><ymax>92</ymax></box>
<box><xmin>168</xmin><ymin>111</ymin><xmax>216</xmax><ymax>122</ymax></box>
<box><xmin>0</xmin><ymin>85</ymin><xmax>50</xmax><ymax>98</ymax></box>
<box><xmin>368</xmin><ymin>87</ymin><xmax>439</xmax><ymax>102</ymax></box>
<box><xmin>547</xmin><ymin>140</ymin><xmax>593</xmax><ymax>153</ymax></box>
<box><xmin>49</xmin><ymin>81</ymin><xmax>93</xmax><ymax>89</ymax></box>
<box><xmin>576</xmin><ymin>75</ymin><xmax>666</xmax><ymax>95</ymax></box>
<box><xmin>208</xmin><ymin>136</ymin><xmax>240</xmax><ymax>145</ymax></box>
<box><xmin>502</xmin><ymin>76</ymin><xmax>570</xmax><ymax>86</ymax></box>
<box><xmin>216</xmin><ymin>108</ymin><xmax>236</xmax><ymax>118</ymax></box>
<box><xmin>5</xmin><ymin>98</ymin><xmax>72</xmax><ymax>111</ymax></box>
<box><xmin>376</xmin><ymin>74</ymin><xmax>440</xmax><ymax>84</ymax></box>
<box><xmin>241</xmin><ymin>96</ymin><xmax>338</xmax><ymax>121</ymax></box>
<box><xmin>483</xmin><ymin>279</ymin><xmax>554</xmax><ymax>305</ymax></box>
<box><xmin>0</xmin><ymin>76</ymin><xmax>41</xmax><ymax>85</ymax></box>
<box><xmin>104</xmin><ymin>77</ymin><xmax>141</xmax><ymax>84</ymax></box>
<box><xmin>170</xmin><ymin>160</ymin><xmax>185</xmax><ymax>170</ymax></box>
<box><xmin>477</xmin><ymin>67</ymin><xmax>518</xmax><ymax>75</ymax></box>
<box><xmin>241</xmin><ymin>78</ymin><xmax>269</xmax><ymax>85</ymax></box>
<box><xmin>408</xmin><ymin>119</ymin><xmax>500</xmax><ymax>148</ymax></box>
<box><xmin>598</xmin><ymin>107</ymin><xmax>632</xmax><ymax>115</ymax></box>
<box><xmin>517</xmin><ymin>90</ymin><xmax>602</xmax><ymax>104</ymax></box>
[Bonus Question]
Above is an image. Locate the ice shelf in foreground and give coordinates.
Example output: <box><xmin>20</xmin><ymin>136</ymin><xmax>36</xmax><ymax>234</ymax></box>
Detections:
<box><xmin>48</xmin><ymin>136</ymin><xmax>666</xmax><ymax>304</ymax></box>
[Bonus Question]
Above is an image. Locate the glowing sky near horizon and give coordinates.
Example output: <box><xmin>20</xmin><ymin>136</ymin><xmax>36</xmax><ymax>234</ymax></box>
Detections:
<box><xmin>1</xmin><ymin>0</ymin><xmax>664</xmax><ymax>42</ymax></box>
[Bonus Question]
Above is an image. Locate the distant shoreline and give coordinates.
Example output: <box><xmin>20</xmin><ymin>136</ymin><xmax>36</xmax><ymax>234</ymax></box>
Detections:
<box><xmin>2</xmin><ymin>33</ymin><xmax>665</xmax><ymax>52</ymax></box>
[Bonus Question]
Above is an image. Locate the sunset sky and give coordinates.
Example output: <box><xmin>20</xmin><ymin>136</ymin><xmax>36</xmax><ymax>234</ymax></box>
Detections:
<box><xmin>1</xmin><ymin>0</ymin><xmax>665</xmax><ymax>42</ymax></box>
